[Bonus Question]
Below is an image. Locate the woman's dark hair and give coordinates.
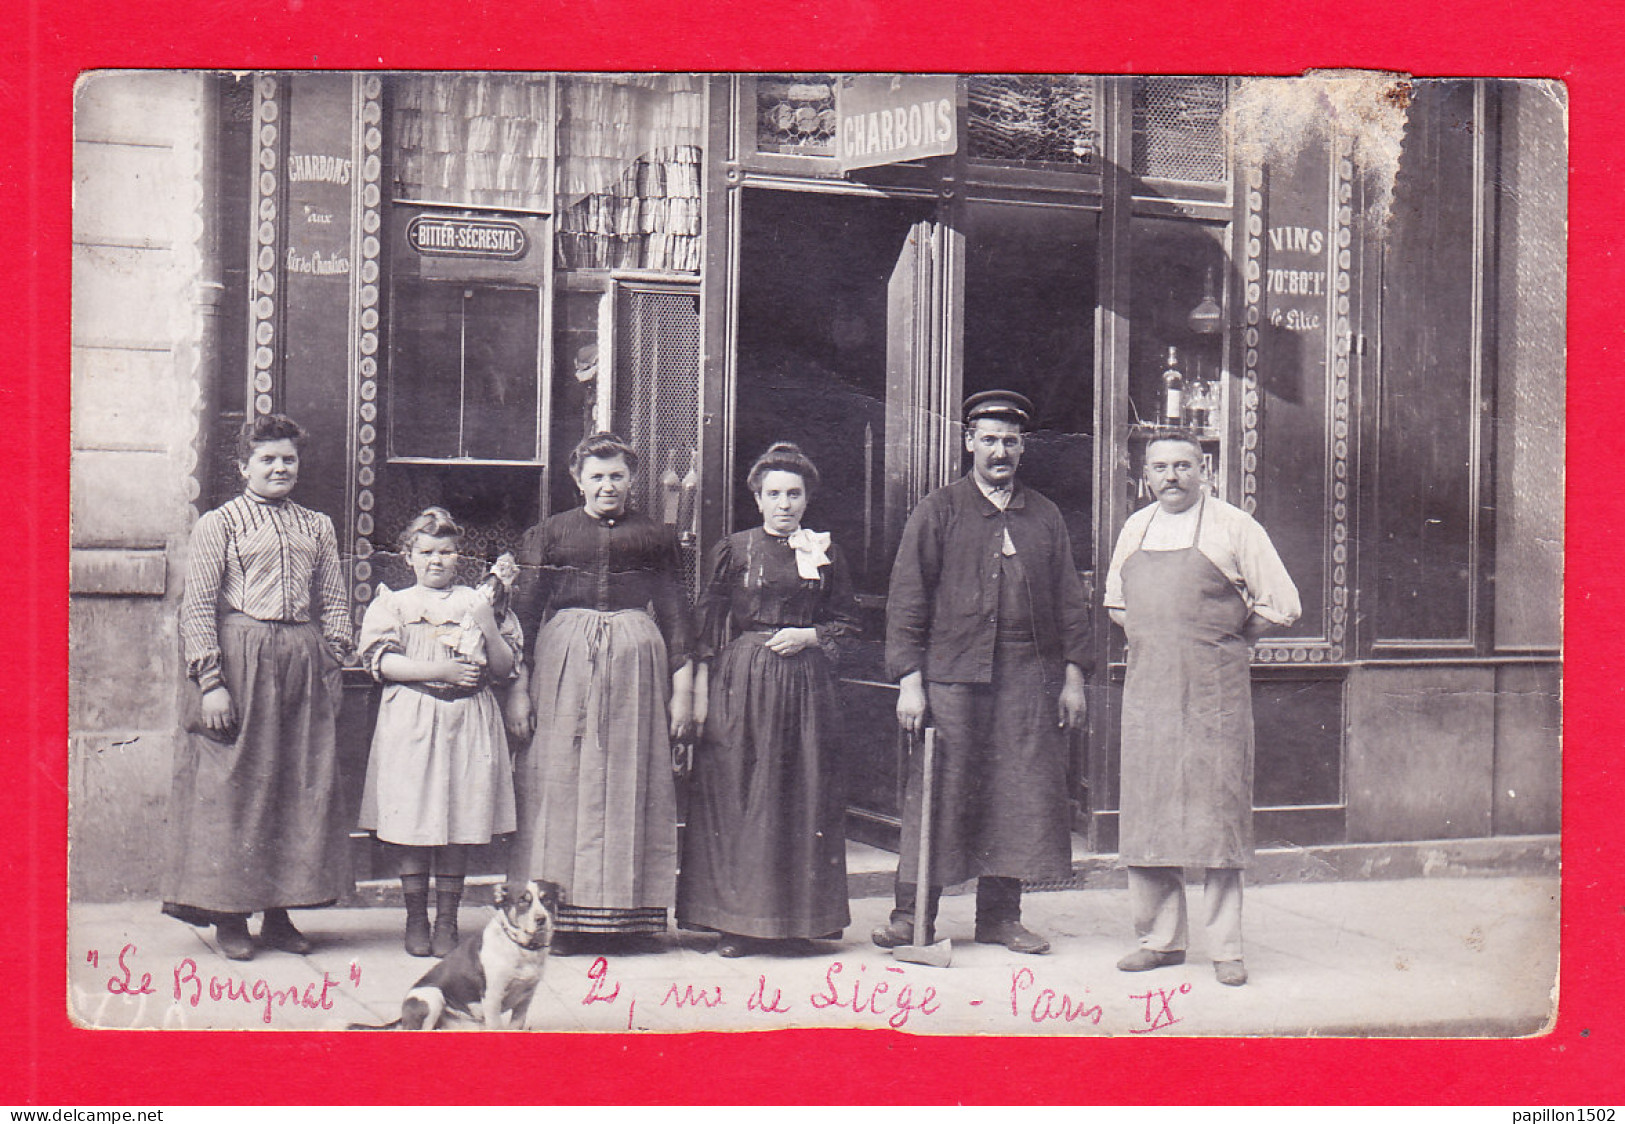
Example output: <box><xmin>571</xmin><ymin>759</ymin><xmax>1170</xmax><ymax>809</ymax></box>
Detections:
<box><xmin>568</xmin><ymin>431</ymin><xmax>640</xmax><ymax>478</ymax></box>
<box><xmin>747</xmin><ymin>442</ymin><xmax>820</xmax><ymax>499</ymax></box>
<box><xmin>235</xmin><ymin>413</ymin><xmax>308</xmax><ymax>463</ymax></box>
<box><xmin>397</xmin><ymin>506</ymin><xmax>463</xmax><ymax>554</ymax></box>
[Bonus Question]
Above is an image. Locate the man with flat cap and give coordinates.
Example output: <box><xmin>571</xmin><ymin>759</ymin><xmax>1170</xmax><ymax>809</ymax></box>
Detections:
<box><xmin>874</xmin><ymin>390</ymin><xmax>1091</xmax><ymax>954</ymax></box>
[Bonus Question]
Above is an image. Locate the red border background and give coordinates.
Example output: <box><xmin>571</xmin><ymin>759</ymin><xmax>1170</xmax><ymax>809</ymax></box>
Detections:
<box><xmin>12</xmin><ymin>0</ymin><xmax>1620</xmax><ymax>1104</ymax></box>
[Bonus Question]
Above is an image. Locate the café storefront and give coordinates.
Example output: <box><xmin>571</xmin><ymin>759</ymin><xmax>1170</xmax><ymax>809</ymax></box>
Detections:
<box><xmin>73</xmin><ymin>71</ymin><xmax>1563</xmax><ymax>896</ymax></box>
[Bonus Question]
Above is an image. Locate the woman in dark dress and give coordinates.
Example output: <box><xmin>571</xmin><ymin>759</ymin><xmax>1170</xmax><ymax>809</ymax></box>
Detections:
<box><xmin>678</xmin><ymin>443</ymin><xmax>859</xmax><ymax>956</ymax></box>
<box><xmin>506</xmin><ymin>433</ymin><xmax>694</xmax><ymax>949</ymax></box>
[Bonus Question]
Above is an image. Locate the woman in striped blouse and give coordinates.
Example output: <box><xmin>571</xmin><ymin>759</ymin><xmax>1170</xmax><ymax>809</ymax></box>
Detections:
<box><xmin>164</xmin><ymin>414</ymin><xmax>354</xmax><ymax>961</ymax></box>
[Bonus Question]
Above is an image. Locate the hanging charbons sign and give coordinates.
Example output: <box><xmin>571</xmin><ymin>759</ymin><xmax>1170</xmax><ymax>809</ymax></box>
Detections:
<box><xmin>406</xmin><ymin>215</ymin><xmax>530</xmax><ymax>260</ymax></box>
<box><xmin>836</xmin><ymin>74</ymin><xmax>957</xmax><ymax>172</ymax></box>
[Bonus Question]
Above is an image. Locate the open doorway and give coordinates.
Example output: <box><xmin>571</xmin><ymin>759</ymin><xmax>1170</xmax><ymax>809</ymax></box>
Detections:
<box><xmin>732</xmin><ymin>187</ymin><xmax>938</xmax><ymax>844</ymax></box>
<box><xmin>961</xmin><ymin>200</ymin><xmax>1099</xmax><ymax>566</ymax></box>
<box><xmin>734</xmin><ymin>188</ymin><xmax>935</xmax><ymax>596</ymax></box>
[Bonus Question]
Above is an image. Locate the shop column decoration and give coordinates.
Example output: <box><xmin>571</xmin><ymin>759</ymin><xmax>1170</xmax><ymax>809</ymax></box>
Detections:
<box><xmin>1323</xmin><ymin>140</ymin><xmax>1357</xmax><ymax>665</ymax></box>
<box><xmin>350</xmin><ymin>74</ymin><xmax>385</xmax><ymax>611</ymax></box>
<box><xmin>1239</xmin><ymin>162</ymin><xmax>1265</xmax><ymax>518</ymax></box>
<box><xmin>249</xmin><ymin>75</ymin><xmax>283</xmax><ymax>419</ymax></box>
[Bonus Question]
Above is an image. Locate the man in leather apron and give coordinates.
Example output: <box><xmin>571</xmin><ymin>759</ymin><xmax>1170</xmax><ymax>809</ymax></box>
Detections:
<box><xmin>1104</xmin><ymin>432</ymin><xmax>1300</xmax><ymax>986</ymax></box>
<box><xmin>877</xmin><ymin>390</ymin><xmax>1092</xmax><ymax>955</ymax></box>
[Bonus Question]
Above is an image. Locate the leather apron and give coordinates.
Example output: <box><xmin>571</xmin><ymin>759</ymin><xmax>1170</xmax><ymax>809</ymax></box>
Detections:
<box><xmin>1118</xmin><ymin>498</ymin><xmax>1256</xmax><ymax>868</ymax></box>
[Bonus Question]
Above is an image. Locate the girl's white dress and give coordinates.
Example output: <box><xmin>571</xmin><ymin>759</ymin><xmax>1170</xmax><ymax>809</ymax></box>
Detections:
<box><xmin>358</xmin><ymin>583</ymin><xmax>521</xmax><ymax>846</ymax></box>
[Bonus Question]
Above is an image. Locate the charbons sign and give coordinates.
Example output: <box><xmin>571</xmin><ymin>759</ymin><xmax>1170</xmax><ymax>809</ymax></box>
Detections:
<box><xmin>406</xmin><ymin>215</ymin><xmax>529</xmax><ymax>260</ymax></box>
<box><xmin>836</xmin><ymin>74</ymin><xmax>958</xmax><ymax>173</ymax></box>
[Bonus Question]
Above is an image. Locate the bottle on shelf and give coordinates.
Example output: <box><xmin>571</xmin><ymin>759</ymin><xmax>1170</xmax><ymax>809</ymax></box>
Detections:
<box><xmin>1161</xmin><ymin>346</ymin><xmax>1185</xmax><ymax>426</ymax></box>
<box><xmin>1187</xmin><ymin>381</ymin><xmax>1210</xmax><ymax>437</ymax></box>
<box><xmin>659</xmin><ymin>448</ymin><xmax>682</xmax><ymax>525</ymax></box>
<box><xmin>677</xmin><ymin>448</ymin><xmax>701</xmax><ymax>546</ymax></box>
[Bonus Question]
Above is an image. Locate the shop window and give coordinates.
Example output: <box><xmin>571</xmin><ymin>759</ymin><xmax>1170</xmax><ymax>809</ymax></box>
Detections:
<box><xmin>1373</xmin><ymin>80</ymin><xmax>1482</xmax><ymax>648</ymax></box>
<box><xmin>555</xmin><ymin>75</ymin><xmax>703</xmax><ymax>272</ymax></box>
<box><xmin>966</xmin><ymin>75</ymin><xmax>1099</xmax><ymax>168</ymax></box>
<box><xmin>1127</xmin><ymin>217</ymin><xmax>1231</xmax><ymax>502</ymax></box>
<box><xmin>753</xmin><ymin>74</ymin><xmax>839</xmax><ymax>157</ymax></box>
<box><xmin>387</xmin><ymin>280</ymin><xmax>542</xmax><ymax>463</ymax></box>
<box><xmin>1131</xmin><ymin>76</ymin><xmax>1228</xmax><ymax>184</ymax></box>
<box><xmin>391</xmin><ymin>74</ymin><xmax>553</xmax><ymax>212</ymax></box>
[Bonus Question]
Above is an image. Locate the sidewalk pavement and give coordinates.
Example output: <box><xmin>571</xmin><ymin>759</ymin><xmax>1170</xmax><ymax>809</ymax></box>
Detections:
<box><xmin>68</xmin><ymin>861</ymin><xmax>1557</xmax><ymax>1037</ymax></box>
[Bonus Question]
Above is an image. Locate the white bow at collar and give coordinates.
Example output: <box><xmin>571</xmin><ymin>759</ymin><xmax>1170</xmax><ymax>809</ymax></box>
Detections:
<box><xmin>785</xmin><ymin>527</ymin><xmax>831</xmax><ymax>580</ymax></box>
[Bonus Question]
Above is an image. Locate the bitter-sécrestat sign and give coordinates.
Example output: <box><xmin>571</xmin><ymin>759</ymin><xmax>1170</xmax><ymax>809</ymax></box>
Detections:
<box><xmin>837</xmin><ymin>74</ymin><xmax>957</xmax><ymax>172</ymax></box>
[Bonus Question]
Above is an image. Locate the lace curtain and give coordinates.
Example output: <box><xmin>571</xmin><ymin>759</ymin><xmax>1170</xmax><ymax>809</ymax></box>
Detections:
<box><xmin>392</xmin><ymin>74</ymin><xmax>552</xmax><ymax>211</ymax></box>
<box><xmin>556</xmin><ymin>75</ymin><xmax>704</xmax><ymax>272</ymax></box>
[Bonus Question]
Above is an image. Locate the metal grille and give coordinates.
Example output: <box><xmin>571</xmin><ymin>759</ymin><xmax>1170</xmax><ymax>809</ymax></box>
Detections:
<box><xmin>1131</xmin><ymin>76</ymin><xmax>1228</xmax><ymax>182</ymax></box>
<box><xmin>613</xmin><ymin>285</ymin><xmax>703</xmax><ymax>596</ymax></box>
<box><xmin>967</xmin><ymin>75</ymin><xmax>1098</xmax><ymax>166</ymax></box>
<box><xmin>755</xmin><ymin>74</ymin><xmax>839</xmax><ymax>156</ymax></box>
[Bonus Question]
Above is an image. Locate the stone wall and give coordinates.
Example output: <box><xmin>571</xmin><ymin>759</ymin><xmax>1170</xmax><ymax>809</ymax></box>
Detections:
<box><xmin>70</xmin><ymin>72</ymin><xmax>217</xmax><ymax>900</ymax></box>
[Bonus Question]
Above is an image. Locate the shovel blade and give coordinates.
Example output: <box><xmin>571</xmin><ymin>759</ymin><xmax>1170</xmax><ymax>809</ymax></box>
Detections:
<box><xmin>891</xmin><ymin>939</ymin><xmax>953</xmax><ymax>968</ymax></box>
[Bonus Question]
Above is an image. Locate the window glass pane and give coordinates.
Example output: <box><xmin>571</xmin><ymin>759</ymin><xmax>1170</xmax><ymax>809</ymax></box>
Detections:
<box><xmin>389</xmin><ymin>281</ymin><xmax>540</xmax><ymax>461</ymax></box>
<box><xmin>966</xmin><ymin>75</ymin><xmax>1098</xmax><ymax>168</ymax></box>
<box><xmin>754</xmin><ymin>74</ymin><xmax>838</xmax><ymax>157</ymax></box>
<box><xmin>392</xmin><ymin>74</ymin><xmax>551</xmax><ymax>210</ymax></box>
<box><xmin>388</xmin><ymin>282</ymin><xmax>464</xmax><ymax>459</ymax></box>
<box><xmin>556</xmin><ymin>75</ymin><xmax>704</xmax><ymax>271</ymax></box>
<box><xmin>462</xmin><ymin>287</ymin><xmax>543</xmax><ymax>461</ymax></box>
<box><xmin>1127</xmin><ymin>217</ymin><xmax>1229</xmax><ymax>501</ymax></box>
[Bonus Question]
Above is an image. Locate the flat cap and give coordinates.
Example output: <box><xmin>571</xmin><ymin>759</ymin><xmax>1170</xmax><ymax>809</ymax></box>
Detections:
<box><xmin>963</xmin><ymin>389</ymin><xmax>1033</xmax><ymax>427</ymax></box>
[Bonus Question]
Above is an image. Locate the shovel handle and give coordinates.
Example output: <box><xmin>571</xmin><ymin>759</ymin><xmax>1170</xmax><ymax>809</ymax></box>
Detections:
<box><xmin>913</xmin><ymin>726</ymin><xmax>936</xmax><ymax>947</ymax></box>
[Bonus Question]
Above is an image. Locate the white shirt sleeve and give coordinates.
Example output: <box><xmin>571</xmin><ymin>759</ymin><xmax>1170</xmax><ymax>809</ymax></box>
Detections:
<box><xmin>1102</xmin><ymin>506</ymin><xmax>1153</xmax><ymax>611</ymax></box>
<box><xmin>1206</xmin><ymin>501</ymin><xmax>1301</xmax><ymax>626</ymax></box>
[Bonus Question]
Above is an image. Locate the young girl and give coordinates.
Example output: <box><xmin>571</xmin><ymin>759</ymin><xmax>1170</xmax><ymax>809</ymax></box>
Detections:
<box><xmin>166</xmin><ymin>413</ymin><xmax>354</xmax><ymax>961</ymax></box>
<box><xmin>359</xmin><ymin>507</ymin><xmax>522</xmax><ymax>956</ymax></box>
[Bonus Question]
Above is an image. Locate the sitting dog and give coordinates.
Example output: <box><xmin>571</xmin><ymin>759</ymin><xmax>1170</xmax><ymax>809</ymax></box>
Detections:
<box><xmin>359</xmin><ymin>880</ymin><xmax>562</xmax><ymax>1031</ymax></box>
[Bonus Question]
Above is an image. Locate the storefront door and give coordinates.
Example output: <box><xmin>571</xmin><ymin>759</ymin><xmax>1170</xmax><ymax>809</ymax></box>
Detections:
<box><xmin>723</xmin><ymin>187</ymin><xmax>948</xmax><ymax>844</ymax></box>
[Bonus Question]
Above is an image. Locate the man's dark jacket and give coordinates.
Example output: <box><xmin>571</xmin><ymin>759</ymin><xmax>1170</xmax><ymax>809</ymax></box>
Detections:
<box><xmin>886</xmin><ymin>474</ymin><xmax>1093</xmax><ymax>683</ymax></box>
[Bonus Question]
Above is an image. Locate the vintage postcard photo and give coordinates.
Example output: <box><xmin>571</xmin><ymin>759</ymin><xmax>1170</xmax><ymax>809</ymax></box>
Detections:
<box><xmin>67</xmin><ymin>71</ymin><xmax>1562</xmax><ymax>1036</ymax></box>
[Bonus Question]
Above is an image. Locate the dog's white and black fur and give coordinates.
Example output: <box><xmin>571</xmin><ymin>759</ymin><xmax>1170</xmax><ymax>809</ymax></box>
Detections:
<box><xmin>357</xmin><ymin>880</ymin><xmax>562</xmax><ymax>1030</ymax></box>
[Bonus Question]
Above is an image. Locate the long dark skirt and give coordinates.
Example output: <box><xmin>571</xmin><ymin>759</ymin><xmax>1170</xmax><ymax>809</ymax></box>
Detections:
<box><xmin>163</xmin><ymin>614</ymin><xmax>348</xmax><ymax>917</ymax></box>
<box><xmin>512</xmin><ymin>608</ymin><xmax>677</xmax><ymax>935</ymax></box>
<box><xmin>678</xmin><ymin>633</ymin><xmax>850</xmax><ymax>940</ymax></box>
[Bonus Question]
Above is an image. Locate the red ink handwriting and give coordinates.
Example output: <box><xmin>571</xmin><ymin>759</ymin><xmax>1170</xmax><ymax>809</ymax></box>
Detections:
<box><xmin>747</xmin><ymin>974</ymin><xmax>792</xmax><ymax>1014</ymax></box>
<box><xmin>86</xmin><ymin>950</ymin><xmax>99</xmax><ymax>967</ymax></box>
<box><xmin>1129</xmin><ymin>982</ymin><xmax>1191</xmax><ymax>1033</ymax></box>
<box><xmin>1008</xmin><ymin>967</ymin><xmax>1102</xmax><ymax>1025</ymax></box>
<box><xmin>172</xmin><ymin>958</ymin><xmax>340</xmax><ymax>1025</ymax></box>
<box><xmin>809</xmin><ymin>961</ymin><xmax>940</xmax><ymax>1029</ymax></box>
<box><xmin>582</xmin><ymin>956</ymin><xmax>622</xmax><ymax>1006</ymax></box>
<box><xmin>349</xmin><ymin>961</ymin><xmax>363</xmax><ymax>988</ymax></box>
<box><xmin>662</xmin><ymin>982</ymin><xmax>724</xmax><ymax>1009</ymax></box>
<box><xmin>106</xmin><ymin>944</ymin><xmax>155</xmax><ymax>996</ymax></box>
